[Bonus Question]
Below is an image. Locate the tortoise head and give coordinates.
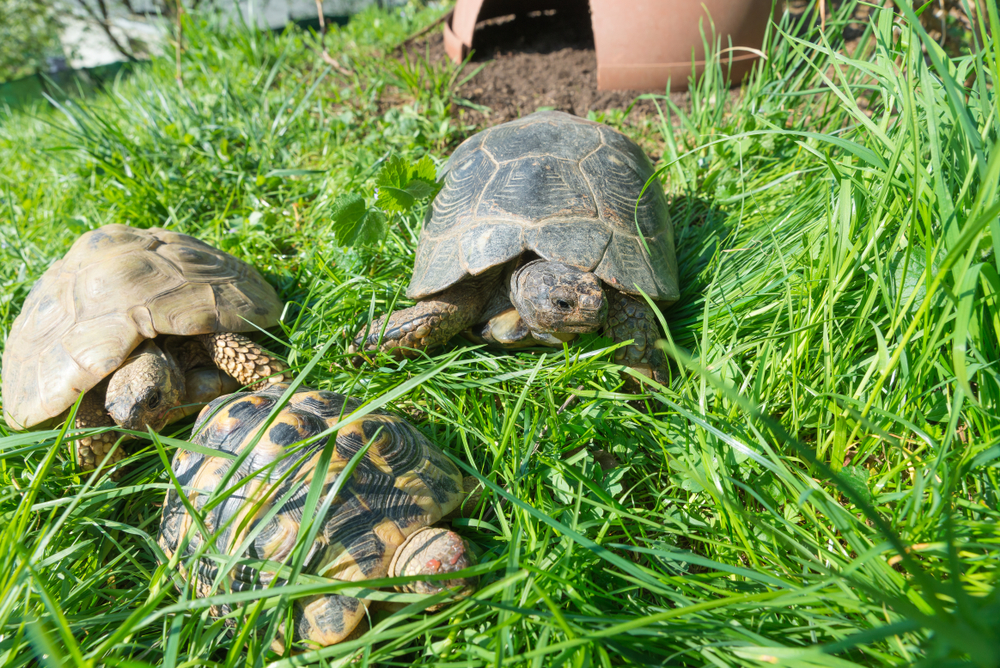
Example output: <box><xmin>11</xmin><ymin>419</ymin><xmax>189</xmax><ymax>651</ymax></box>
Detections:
<box><xmin>510</xmin><ymin>260</ymin><xmax>607</xmax><ymax>335</ymax></box>
<box><xmin>389</xmin><ymin>527</ymin><xmax>477</xmax><ymax>601</ymax></box>
<box><xmin>105</xmin><ymin>340</ymin><xmax>186</xmax><ymax>432</ymax></box>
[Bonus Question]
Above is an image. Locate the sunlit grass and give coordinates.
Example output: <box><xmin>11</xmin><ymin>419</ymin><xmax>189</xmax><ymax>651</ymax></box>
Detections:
<box><xmin>0</xmin><ymin>1</ymin><xmax>998</xmax><ymax>666</ymax></box>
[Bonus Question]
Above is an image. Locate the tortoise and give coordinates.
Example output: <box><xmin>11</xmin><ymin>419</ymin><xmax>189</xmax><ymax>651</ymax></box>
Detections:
<box><xmin>1</xmin><ymin>224</ymin><xmax>288</xmax><ymax>469</ymax></box>
<box><xmin>352</xmin><ymin>111</ymin><xmax>679</xmax><ymax>384</ymax></box>
<box><xmin>157</xmin><ymin>383</ymin><xmax>477</xmax><ymax>650</ymax></box>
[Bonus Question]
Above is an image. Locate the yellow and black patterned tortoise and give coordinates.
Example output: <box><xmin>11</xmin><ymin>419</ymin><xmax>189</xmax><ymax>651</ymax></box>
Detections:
<box><xmin>157</xmin><ymin>383</ymin><xmax>477</xmax><ymax>650</ymax></box>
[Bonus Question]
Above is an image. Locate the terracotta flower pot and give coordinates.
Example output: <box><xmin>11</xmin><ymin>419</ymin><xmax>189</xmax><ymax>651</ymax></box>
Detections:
<box><xmin>443</xmin><ymin>0</ymin><xmax>777</xmax><ymax>92</ymax></box>
<box><xmin>589</xmin><ymin>0</ymin><xmax>777</xmax><ymax>91</ymax></box>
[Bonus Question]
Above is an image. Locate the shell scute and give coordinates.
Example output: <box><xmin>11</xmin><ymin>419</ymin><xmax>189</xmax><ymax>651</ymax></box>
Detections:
<box><xmin>458</xmin><ymin>222</ymin><xmax>524</xmax><ymax>277</ymax></box>
<box><xmin>266</xmin><ymin>414</ymin><xmax>323</xmax><ymax>448</ymax></box>
<box><xmin>221</xmin><ymin>394</ymin><xmax>273</xmax><ymax>423</ymax></box>
<box><xmin>440</xmin><ymin>125</ymin><xmax>488</xmax><ymax>178</ymax></box>
<box><xmin>579</xmin><ymin>144</ymin><xmax>667</xmax><ymax>237</ymax></box>
<box><xmin>425</xmin><ymin>147</ymin><xmax>496</xmax><ymax>238</ymax></box>
<box><xmin>406</xmin><ymin>232</ymin><xmax>466</xmax><ymax>299</ymax></box>
<box><xmin>73</xmin><ymin>250</ymin><xmax>183</xmax><ymax>323</ymax></box>
<box><xmin>26</xmin><ymin>346</ymin><xmax>92</xmax><ymax>426</ymax></box>
<box><xmin>595</xmin><ymin>230</ymin><xmax>680</xmax><ymax>302</ymax></box>
<box><xmin>319</xmin><ymin>505</ymin><xmax>391</xmax><ymax>578</ymax></box>
<box><xmin>62</xmin><ymin>313</ymin><xmax>144</xmax><ymax>378</ymax></box>
<box><xmin>481</xmin><ymin>112</ymin><xmax>601</xmax><ymax>163</ymax></box>
<box><xmin>147</xmin><ymin>282</ymin><xmax>220</xmax><ymax>335</ymax></box>
<box><xmin>474</xmin><ymin>156</ymin><xmax>596</xmax><ymax>225</ymax></box>
<box><xmin>525</xmin><ymin>219</ymin><xmax>611</xmax><ymax>271</ymax></box>
<box><xmin>290</xmin><ymin>391</ymin><xmax>359</xmax><ymax>421</ymax></box>
<box><xmin>598</xmin><ymin>123</ymin><xmax>660</xmax><ymax>175</ymax></box>
<box><xmin>17</xmin><ymin>273</ymin><xmax>70</xmax><ymax>342</ymax></box>
<box><xmin>295</xmin><ymin>595</ymin><xmax>357</xmax><ymax>644</ymax></box>
<box><xmin>157</xmin><ymin>243</ymin><xmax>220</xmax><ymax>274</ymax></box>
<box><xmin>191</xmin><ymin>394</ymin><xmax>271</xmax><ymax>456</ymax></box>
<box><xmin>79</xmin><ymin>226</ymin><xmax>147</xmax><ymax>255</ymax></box>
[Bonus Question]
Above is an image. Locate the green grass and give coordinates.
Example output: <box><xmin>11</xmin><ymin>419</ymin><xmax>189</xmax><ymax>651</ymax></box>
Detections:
<box><xmin>1</xmin><ymin>1</ymin><xmax>999</xmax><ymax>666</ymax></box>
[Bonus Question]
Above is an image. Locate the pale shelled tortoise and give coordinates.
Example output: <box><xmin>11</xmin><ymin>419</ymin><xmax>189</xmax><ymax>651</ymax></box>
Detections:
<box><xmin>1</xmin><ymin>224</ymin><xmax>288</xmax><ymax>468</ymax></box>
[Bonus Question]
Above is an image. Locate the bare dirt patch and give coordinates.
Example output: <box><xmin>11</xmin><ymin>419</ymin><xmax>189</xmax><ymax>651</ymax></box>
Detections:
<box><xmin>403</xmin><ymin>9</ymin><xmax>693</xmax><ymax>127</ymax></box>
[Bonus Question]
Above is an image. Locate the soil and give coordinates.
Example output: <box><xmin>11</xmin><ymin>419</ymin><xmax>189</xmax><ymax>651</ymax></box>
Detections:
<box><xmin>402</xmin><ymin>8</ymin><xmax>692</xmax><ymax>127</ymax></box>
<box><xmin>396</xmin><ymin>0</ymin><xmax>983</xmax><ymax>129</ymax></box>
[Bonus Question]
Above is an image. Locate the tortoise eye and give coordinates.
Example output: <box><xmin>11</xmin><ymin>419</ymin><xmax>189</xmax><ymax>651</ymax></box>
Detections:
<box><xmin>556</xmin><ymin>299</ymin><xmax>572</xmax><ymax>310</ymax></box>
<box><xmin>147</xmin><ymin>390</ymin><xmax>162</xmax><ymax>409</ymax></box>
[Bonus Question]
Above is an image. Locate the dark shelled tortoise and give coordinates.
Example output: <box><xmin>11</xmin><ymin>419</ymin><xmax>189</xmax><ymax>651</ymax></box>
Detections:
<box><xmin>158</xmin><ymin>383</ymin><xmax>477</xmax><ymax>650</ymax></box>
<box><xmin>1</xmin><ymin>224</ymin><xmax>288</xmax><ymax>469</ymax></box>
<box><xmin>352</xmin><ymin>110</ymin><xmax>679</xmax><ymax>384</ymax></box>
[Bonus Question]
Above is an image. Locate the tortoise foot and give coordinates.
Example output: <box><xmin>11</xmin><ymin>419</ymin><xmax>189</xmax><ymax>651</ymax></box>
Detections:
<box><xmin>198</xmin><ymin>333</ymin><xmax>289</xmax><ymax>389</ymax></box>
<box><xmin>604</xmin><ymin>290</ymin><xmax>670</xmax><ymax>393</ymax></box>
<box><xmin>74</xmin><ymin>385</ymin><xmax>126</xmax><ymax>471</ymax></box>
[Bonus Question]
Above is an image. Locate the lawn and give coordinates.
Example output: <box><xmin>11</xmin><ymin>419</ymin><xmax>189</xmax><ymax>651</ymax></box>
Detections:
<box><xmin>0</xmin><ymin>1</ymin><xmax>998</xmax><ymax>666</ymax></box>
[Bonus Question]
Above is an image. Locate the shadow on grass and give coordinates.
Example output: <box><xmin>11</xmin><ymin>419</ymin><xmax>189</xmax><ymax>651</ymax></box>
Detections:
<box><xmin>662</xmin><ymin>193</ymin><xmax>730</xmax><ymax>350</ymax></box>
<box><xmin>0</xmin><ymin>61</ymin><xmax>145</xmax><ymax>113</ymax></box>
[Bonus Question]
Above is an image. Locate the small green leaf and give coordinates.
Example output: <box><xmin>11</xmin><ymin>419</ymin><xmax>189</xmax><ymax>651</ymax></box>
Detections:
<box><xmin>377</xmin><ymin>186</ymin><xmax>416</xmax><ymax>214</ymax></box>
<box><xmin>328</xmin><ymin>192</ymin><xmax>366</xmax><ymax>226</ymax></box>
<box><xmin>410</xmin><ymin>155</ymin><xmax>438</xmax><ymax>183</ymax></box>
<box><xmin>376</xmin><ymin>156</ymin><xmax>409</xmax><ymax>190</ymax></box>
<box><xmin>328</xmin><ymin>193</ymin><xmax>386</xmax><ymax>247</ymax></box>
<box><xmin>405</xmin><ymin>178</ymin><xmax>436</xmax><ymax>200</ymax></box>
<box><xmin>356</xmin><ymin>209</ymin><xmax>387</xmax><ymax>246</ymax></box>
<box><xmin>375</xmin><ymin>155</ymin><xmax>441</xmax><ymax>209</ymax></box>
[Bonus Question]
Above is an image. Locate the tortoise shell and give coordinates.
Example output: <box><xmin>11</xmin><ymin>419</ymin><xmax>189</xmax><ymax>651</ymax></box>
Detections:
<box><xmin>157</xmin><ymin>384</ymin><xmax>464</xmax><ymax>646</ymax></box>
<box><xmin>407</xmin><ymin>110</ymin><xmax>679</xmax><ymax>303</ymax></box>
<box><xmin>1</xmin><ymin>224</ymin><xmax>282</xmax><ymax>431</ymax></box>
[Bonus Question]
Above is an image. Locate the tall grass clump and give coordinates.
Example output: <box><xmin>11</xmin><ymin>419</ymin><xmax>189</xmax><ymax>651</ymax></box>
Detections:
<box><xmin>0</xmin><ymin>1</ymin><xmax>997</xmax><ymax>666</ymax></box>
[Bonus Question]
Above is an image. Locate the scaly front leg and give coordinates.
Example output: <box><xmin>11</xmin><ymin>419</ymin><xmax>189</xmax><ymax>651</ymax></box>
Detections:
<box><xmin>197</xmin><ymin>333</ymin><xmax>289</xmax><ymax>389</ymax></box>
<box><xmin>603</xmin><ymin>289</ymin><xmax>670</xmax><ymax>388</ymax></box>
<box><xmin>351</xmin><ymin>283</ymin><xmax>488</xmax><ymax>360</ymax></box>
<box><xmin>73</xmin><ymin>380</ymin><xmax>123</xmax><ymax>470</ymax></box>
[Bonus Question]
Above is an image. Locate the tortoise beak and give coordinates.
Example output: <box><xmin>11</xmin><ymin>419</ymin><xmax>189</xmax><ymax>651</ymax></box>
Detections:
<box><xmin>557</xmin><ymin>291</ymin><xmax>607</xmax><ymax>333</ymax></box>
<box><xmin>106</xmin><ymin>390</ymin><xmax>169</xmax><ymax>431</ymax></box>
